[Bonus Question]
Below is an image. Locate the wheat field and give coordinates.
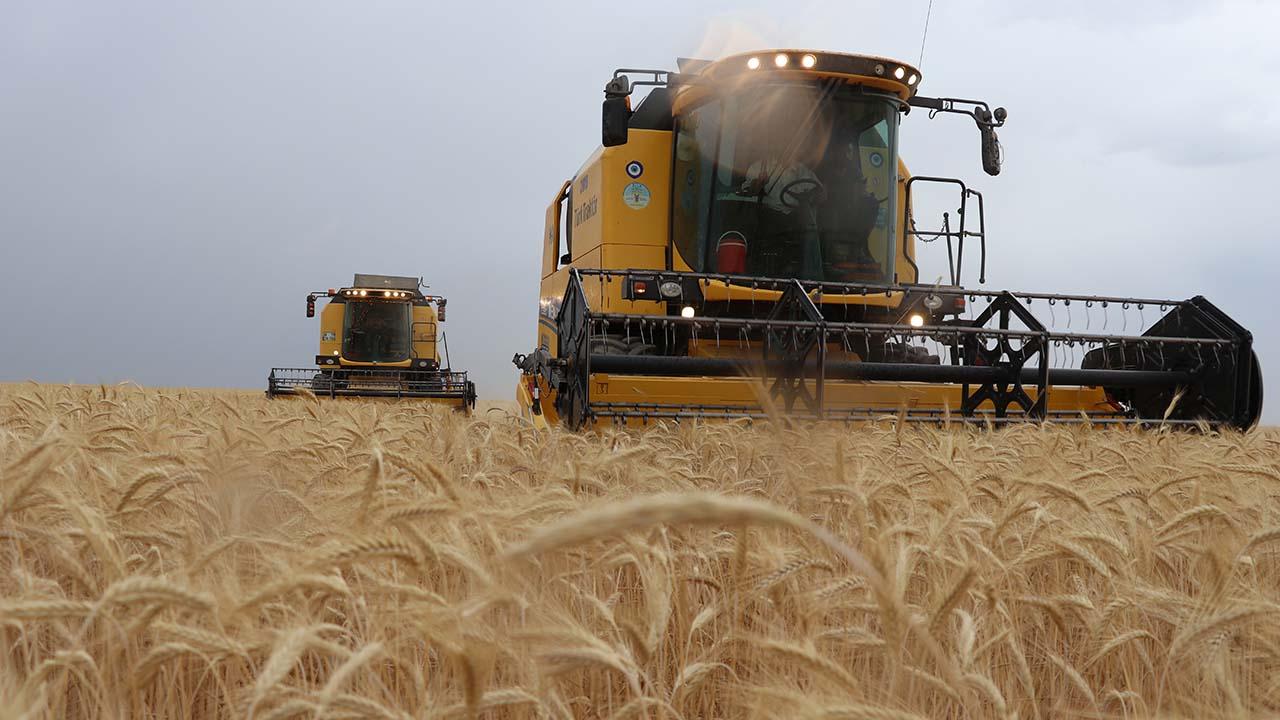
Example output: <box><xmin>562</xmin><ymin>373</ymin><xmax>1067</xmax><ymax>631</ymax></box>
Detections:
<box><xmin>1</xmin><ymin>383</ymin><xmax>1279</xmax><ymax>719</ymax></box>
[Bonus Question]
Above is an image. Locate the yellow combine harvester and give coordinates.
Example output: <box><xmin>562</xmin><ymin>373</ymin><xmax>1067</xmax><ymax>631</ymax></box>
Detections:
<box><xmin>513</xmin><ymin>50</ymin><xmax>1263</xmax><ymax>429</ymax></box>
<box><xmin>269</xmin><ymin>273</ymin><xmax>476</xmax><ymax>409</ymax></box>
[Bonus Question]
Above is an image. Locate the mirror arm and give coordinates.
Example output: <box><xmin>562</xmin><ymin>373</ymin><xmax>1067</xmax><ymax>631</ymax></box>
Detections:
<box><xmin>612</xmin><ymin>68</ymin><xmax>671</xmax><ymax>88</ymax></box>
<box><xmin>907</xmin><ymin>95</ymin><xmax>1005</xmax><ymax>128</ymax></box>
<box><xmin>908</xmin><ymin>95</ymin><xmax>1007</xmax><ymax>176</ymax></box>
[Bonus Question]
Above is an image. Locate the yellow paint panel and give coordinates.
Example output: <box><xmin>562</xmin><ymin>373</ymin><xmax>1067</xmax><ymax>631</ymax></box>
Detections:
<box><xmin>699</xmin><ymin>279</ymin><xmax>905</xmax><ymax>307</ymax></box>
<box><xmin>318</xmin><ymin>302</ymin><xmax>343</xmax><ymax>359</ymax></box>
<box><xmin>566</xmin><ymin>130</ymin><xmax>672</xmax><ymax>264</ymax></box>
<box><xmin>411</xmin><ymin>304</ymin><xmax>439</xmax><ymax>364</ymax></box>
<box><xmin>340</xmin><ymin>359</ymin><xmax>414</xmax><ymax>369</ymax></box>
<box><xmin>602</xmin><ymin>130</ymin><xmax>671</xmax><ymax>249</ymax></box>
<box><xmin>585</xmin><ymin>374</ymin><xmax>1117</xmax><ymax>427</ymax></box>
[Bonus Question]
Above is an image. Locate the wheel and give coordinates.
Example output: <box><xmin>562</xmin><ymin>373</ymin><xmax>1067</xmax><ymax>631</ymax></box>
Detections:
<box><xmin>591</xmin><ymin>335</ymin><xmax>657</xmax><ymax>356</ymax></box>
<box><xmin>878</xmin><ymin>342</ymin><xmax>941</xmax><ymax>365</ymax></box>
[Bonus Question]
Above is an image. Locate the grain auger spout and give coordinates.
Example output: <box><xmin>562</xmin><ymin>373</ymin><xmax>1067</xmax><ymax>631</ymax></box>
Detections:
<box><xmin>512</xmin><ymin>49</ymin><xmax>1262</xmax><ymax>429</ymax></box>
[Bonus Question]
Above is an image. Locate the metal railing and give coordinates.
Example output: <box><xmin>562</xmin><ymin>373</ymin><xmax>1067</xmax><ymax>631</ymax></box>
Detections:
<box><xmin>267</xmin><ymin>367</ymin><xmax>474</xmax><ymax>403</ymax></box>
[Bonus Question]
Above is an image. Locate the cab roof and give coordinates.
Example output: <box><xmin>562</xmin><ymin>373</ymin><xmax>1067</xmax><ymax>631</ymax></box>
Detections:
<box><xmin>674</xmin><ymin>49</ymin><xmax>921</xmax><ymax>106</ymax></box>
<box><xmin>353</xmin><ymin>273</ymin><xmax>419</xmax><ymax>292</ymax></box>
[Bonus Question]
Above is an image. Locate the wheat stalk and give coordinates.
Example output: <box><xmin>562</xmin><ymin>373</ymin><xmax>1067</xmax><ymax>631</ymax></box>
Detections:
<box><xmin>1</xmin><ymin>384</ymin><xmax>1277</xmax><ymax>720</ymax></box>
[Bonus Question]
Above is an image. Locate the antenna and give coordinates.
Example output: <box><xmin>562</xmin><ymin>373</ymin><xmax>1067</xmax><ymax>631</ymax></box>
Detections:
<box><xmin>918</xmin><ymin>0</ymin><xmax>935</xmax><ymax>68</ymax></box>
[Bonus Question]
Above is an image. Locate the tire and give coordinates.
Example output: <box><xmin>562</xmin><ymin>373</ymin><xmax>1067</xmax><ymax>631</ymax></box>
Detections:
<box><xmin>880</xmin><ymin>342</ymin><xmax>941</xmax><ymax>365</ymax></box>
<box><xmin>591</xmin><ymin>335</ymin><xmax>657</xmax><ymax>356</ymax></box>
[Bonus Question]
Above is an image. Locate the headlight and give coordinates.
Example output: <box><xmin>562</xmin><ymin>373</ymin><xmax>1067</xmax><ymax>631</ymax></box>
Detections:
<box><xmin>909</xmin><ymin>313</ymin><xmax>925</xmax><ymax>328</ymax></box>
<box><xmin>774</xmin><ymin>54</ymin><xmax>788</xmax><ymax>68</ymax></box>
<box><xmin>659</xmin><ymin>281</ymin><xmax>682</xmax><ymax>299</ymax></box>
<box><xmin>801</xmin><ymin>54</ymin><xmax>817</xmax><ymax>69</ymax></box>
<box><xmin>681</xmin><ymin>306</ymin><xmax>696</xmax><ymax>318</ymax></box>
<box><xmin>746</xmin><ymin>56</ymin><xmax>761</xmax><ymax>70</ymax></box>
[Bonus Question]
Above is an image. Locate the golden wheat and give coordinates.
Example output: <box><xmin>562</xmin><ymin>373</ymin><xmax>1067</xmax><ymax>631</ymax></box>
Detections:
<box><xmin>0</xmin><ymin>383</ymin><xmax>1278</xmax><ymax>718</ymax></box>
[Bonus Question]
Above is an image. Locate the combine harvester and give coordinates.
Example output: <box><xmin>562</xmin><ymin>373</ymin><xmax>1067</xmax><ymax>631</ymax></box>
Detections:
<box><xmin>513</xmin><ymin>49</ymin><xmax>1262</xmax><ymax>429</ymax></box>
<box><xmin>269</xmin><ymin>273</ymin><xmax>476</xmax><ymax>409</ymax></box>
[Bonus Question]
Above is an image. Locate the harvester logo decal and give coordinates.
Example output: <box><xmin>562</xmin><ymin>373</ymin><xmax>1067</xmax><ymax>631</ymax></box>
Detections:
<box><xmin>623</xmin><ymin>182</ymin><xmax>651</xmax><ymax>210</ymax></box>
<box><xmin>539</xmin><ymin>296</ymin><xmax>562</xmax><ymax>322</ymax></box>
<box><xmin>573</xmin><ymin>196</ymin><xmax>598</xmax><ymax>227</ymax></box>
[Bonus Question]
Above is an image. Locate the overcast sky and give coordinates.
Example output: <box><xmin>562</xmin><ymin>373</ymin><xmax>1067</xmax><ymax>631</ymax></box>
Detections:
<box><xmin>2</xmin><ymin>1</ymin><xmax>1276</xmax><ymax>423</ymax></box>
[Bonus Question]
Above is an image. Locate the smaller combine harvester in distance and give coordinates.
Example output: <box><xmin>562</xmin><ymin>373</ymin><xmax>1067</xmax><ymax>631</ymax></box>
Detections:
<box><xmin>268</xmin><ymin>273</ymin><xmax>476</xmax><ymax>409</ymax></box>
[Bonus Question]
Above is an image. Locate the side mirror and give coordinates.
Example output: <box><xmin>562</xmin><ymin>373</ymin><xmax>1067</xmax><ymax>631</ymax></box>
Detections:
<box><xmin>977</xmin><ymin>107</ymin><xmax>1006</xmax><ymax>176</ymax></box>
<box><xmin>602</xmin><ymin>76</ymin><xmax>631</xmax><ymax>147</ymax></box>
<box><xmin>980</xmin><ymin>127</ymin><xmax>1001</xmax><ymax>176</ymax></box>
<box><xmin>436</xmin><ymin>298</ymin><xmax>446</xmax><ymax>323</ymax></box>
<box><xmin>306</xmin><ymin>296</ymin><xmax>315</xmax><ymax>318</ymax></box>
<box><xmin>602</xmin><ymin>96</ymin><xmax>630</xmax><ymax>147</ymax></box>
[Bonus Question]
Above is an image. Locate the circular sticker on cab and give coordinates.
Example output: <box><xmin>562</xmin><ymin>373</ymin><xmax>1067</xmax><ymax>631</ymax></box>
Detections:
<box><xmin>623</xmin><ymin>182</ymin><xmax>651</xmax><ymax>209</ymax></box>
<box><xmin>869</xmin><ymin>152</ymin><xmax>884</xmax><ymax>168</ymax></box>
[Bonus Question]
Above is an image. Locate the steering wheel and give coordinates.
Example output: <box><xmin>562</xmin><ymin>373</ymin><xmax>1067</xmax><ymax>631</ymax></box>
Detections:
<box><xmin>780</xmin><ymin>177</ymin><xmax>826</xmax><ymax>208</ymax></box>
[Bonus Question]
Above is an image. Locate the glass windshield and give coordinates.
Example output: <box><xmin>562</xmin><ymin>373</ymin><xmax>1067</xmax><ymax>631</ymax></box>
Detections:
<box><xmin>342</xmin><ymin>301</ymin><xmax>412</xmax><ymax>362</ymax></box>
<box><xmin>672</xmin><ymin>83</ymin><xmax>899</xmax><ymax>284</ymax></box>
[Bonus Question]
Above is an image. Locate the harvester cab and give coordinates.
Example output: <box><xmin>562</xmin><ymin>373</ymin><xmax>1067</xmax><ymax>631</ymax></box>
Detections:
<box><xmin>514</xmin><ymin>50</ymin><xmax>1262</xmax><ymax>429</ymax></box>
<box><xmin>268</xmin><ymin>273</ymin><xmax>476</xmax><ymax>409</ymax></box>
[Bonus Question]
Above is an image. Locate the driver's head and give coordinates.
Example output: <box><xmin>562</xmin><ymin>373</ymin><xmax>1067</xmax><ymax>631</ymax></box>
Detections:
<box><xmin>818</xmin><ymin>140</ymin><xmax>862</xmax><ymax>179</ymax></box>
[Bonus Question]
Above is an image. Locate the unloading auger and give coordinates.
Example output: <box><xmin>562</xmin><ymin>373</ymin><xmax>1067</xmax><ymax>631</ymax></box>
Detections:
<box><xmin>513</xmin><ymin>50</ymin><xmax>1262</xmax><ymax>430</ymax></box>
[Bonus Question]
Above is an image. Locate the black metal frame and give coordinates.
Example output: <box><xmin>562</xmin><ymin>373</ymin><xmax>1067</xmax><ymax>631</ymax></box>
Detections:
<box><xmin>902</xmin><ymin>176</ymin><xmax>987</xmax><ymax>286</ymax></box>
<box><xmin>907</xmin><ymin>95</ymin><xmax>1006</xmax><ymax>130</ymax></box>
<box><xmin>266</xmin><ymin>367</ymin><xmax>476</xmax><ymax>407</ymax></box>
<box><xmin>529</xmin><ymin>269</ymin><xmax>1260</xmax><ymax>430</ymax></box>
<box><xmin>764</xmin><ymin>281</ymin><xmax>828</xmax><ymax>415</ymax></box>
<box><xmin>961</xmin><ymin>292</ymin><xmax>1047</xmax><ymax>419</ymax></box>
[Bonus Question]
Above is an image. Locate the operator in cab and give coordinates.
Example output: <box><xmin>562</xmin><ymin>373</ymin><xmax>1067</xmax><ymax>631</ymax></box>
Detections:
<box><xmin>673</xmin><ymin>82</ymin><xmax>893</xmax><ymax>285</ymax></box>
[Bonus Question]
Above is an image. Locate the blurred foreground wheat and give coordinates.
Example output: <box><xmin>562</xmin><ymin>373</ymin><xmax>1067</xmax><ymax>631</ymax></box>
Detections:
<box><xmin>1</xmin><ymin>383</ymin><xmax>1279</xmax><ymax>719</ymax></box>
